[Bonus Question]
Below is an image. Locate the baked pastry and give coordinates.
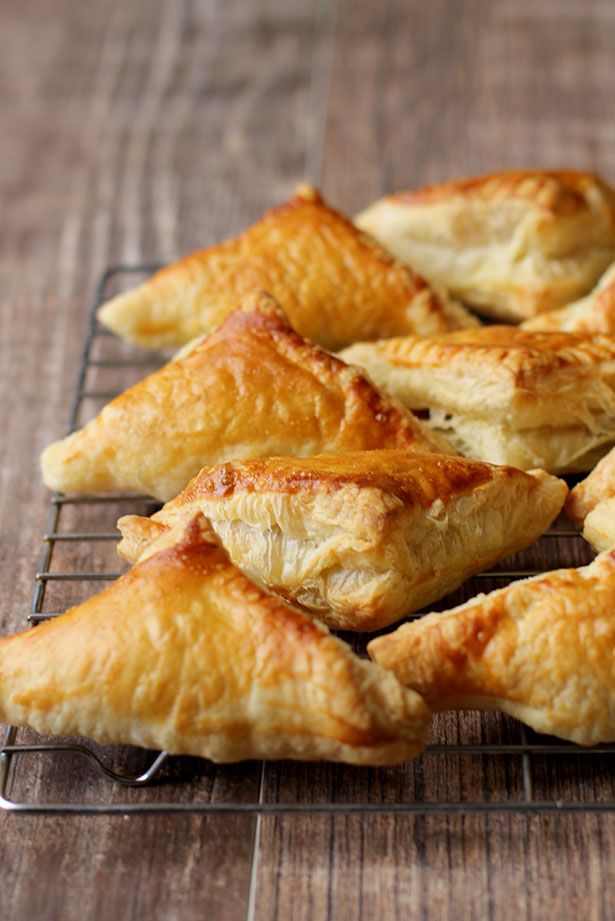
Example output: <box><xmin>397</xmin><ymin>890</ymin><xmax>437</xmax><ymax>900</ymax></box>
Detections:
<box><xmin>117</xmin><ymin>450</ymin><xmax>567</xmax><ymax>631</ymax></box>
<box><xmin>41</xmin><ymin>293</ymin><xmax>448</xmax><ymax>501</ymax></box>
<box><xmin>0</xmin><ymin>515</ymin><xmax>430</xmax><ymax>765</ymax></box>
<box><xmin>522</xmin><ymin>262</ymin><xmax>615</xmax><ymax>334</ymax></box>
<box><xmin>355</xmin><ymin>170</ymin><xmax>615</xmax><ymax>322</ymax></box>
<box><xmin>583</xmin><ymin>499</ymin><xmax>615</xmax><ymax>552</ymax></box>
<box><xmin>368</xmin><ymin>550</ymin><xmax>615</xmax><ymax>745</ymax></box>
<box><xmin>340</xmin><ymin>327</ymin><xmax>615</xmax><ymax>474</ymax></box>
<box><xmin>97</xmin><ymin>185</ymin><xmax>476</xmax><ymax>351</ymax></box>
<box><xmin>565</xmin><ymin>446</ymin><xmax>615</xmax><ymax>526</ymax></box>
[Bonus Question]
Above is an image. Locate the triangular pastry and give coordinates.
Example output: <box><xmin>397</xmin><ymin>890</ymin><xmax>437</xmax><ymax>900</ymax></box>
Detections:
<box><xmin>355</xmin><ymin>170</ymin><xmax>615</xmax><ymax>322</ymax></box>
<box><xmin>41</xmin><ymin>293</ymin><xmax>449</xmax><ymax>501</ymax></box>
<box><xmin>522</xmin><ymin>261</ymin><xmax>615</xmax><ymax>334</ymax></box>
<box><xmin>368</xmin><ymin>550</ymin><xmax>615</xmax><ymax>745</ymax></box>
<box><xmin>340</xmin><ymin>327</ymin><xmax>615</xmax><ymax>473</ymax></box>
<box><xmin>117</xmin><ymin>450</ymin><xmax>567</xmax><ymax>632</ymax></box>
<box><xmin>0</xmin><ymin>516</ymin><xmax>430</xmax><ymax>765</ymax></box>
<box><xmin>97</xmin><ymin>185</ymin><xmax>476</xmax><ymax>351</ymax></box>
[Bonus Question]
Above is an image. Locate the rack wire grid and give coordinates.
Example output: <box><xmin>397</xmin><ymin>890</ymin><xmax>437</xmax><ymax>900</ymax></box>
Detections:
<box><xmin>1</xmin><ymin>264</ymin><xmax>614</xmax><ymax>816</ymax></box>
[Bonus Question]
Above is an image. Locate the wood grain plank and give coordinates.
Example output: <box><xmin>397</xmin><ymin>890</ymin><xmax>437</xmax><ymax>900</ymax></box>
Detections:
<box><xmin>0</xmin><ymin>2</ymin><xmax>323</xmax><ymax>919</ymax></box>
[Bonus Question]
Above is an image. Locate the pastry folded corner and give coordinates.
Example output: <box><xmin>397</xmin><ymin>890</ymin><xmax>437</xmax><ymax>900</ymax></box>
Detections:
<box><xmin>0</xmin><ymin>513</ymin><xmax>431</xmax><ymax>766</ymax></box>
<box><xmin>97</xmin><ymin>184</ymin><xmax>477</xmax><ymax>351</ymax></box>
<box><xmin>368</xmin><ymin>549</ymin><xmax>615</xmax><ymax>745</ymax></box>
<box><xmin>116</xmin><ymin>451</ymin><xmax>567</xmax><ymax>633</ymax></box>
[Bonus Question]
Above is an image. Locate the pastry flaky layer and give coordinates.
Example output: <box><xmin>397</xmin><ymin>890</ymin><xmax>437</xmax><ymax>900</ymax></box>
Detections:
<box><xmin>355</xmin><ymin>169</ymin><xmax>615</xmax><ymax>322</ymax></box>
<box><xmin>117</xmin><ymin>450</ymin><xmax>567</xmax><ymax>632</ymax></box>
<box><xmin>565</xmin><ymin>445</ymin><xmax>615</xmax><ymax>526</ymax></box>
<box><xmin>522</xmin><ymin>261</ymin><xmax>615</xmax><ymax>334</ymax></box>
<box><xmin>0</xmin><ymin>515</ymin><xmax>430</xmax><ymax>765</ymax></box>
<box><xmin>97</xmin><ymin>185</ymin><xmax>476</xmax><ymax>351</ymax></box>
<box><xmin>565</xmin><ymin>445</ymin><xmax>615</xmax><ymax>551</ymax></box>
<box><xmin>41</xmin><ymin>292</ymin><xmax>449</xmax><ymax>502</ymax></box>
<box><xmin>340</xmin><ymin>326</ymin><xmax>615</xmax><ymax>474</ymax></box>
<box><xmin>583</xmin><ymin>498</ymin><xmax>615</xmax><ymax>552</ymax></box>
<box><xmin>368</xmin><ymin>550</ymin><xmax>615</xmax><ymax>745</ymax></box>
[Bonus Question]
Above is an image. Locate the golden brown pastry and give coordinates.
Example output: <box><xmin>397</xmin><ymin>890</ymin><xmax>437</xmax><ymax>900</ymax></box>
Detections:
<box><xmin>41</xmin><ymin>293</ymin><xmax>449</xmax><ymax>501</ymax></box>
<box><xmin>340</xmin><ymin>327</ymin><xmax>615</xmax><ymax>474</ymax></box>
<box><xmin>97</xmin><ymin>185</ymin><xmax>476</xmax><ymax>351</ymax></box>
<box><xmin>583</xmin><ymin>498</ymin><xmax>615</xmax><ymax>552</ymax></box>
<box><xmin>355</xmin><ymin>170</ymin><xmax>615</xmax><ymax>322</ymax></box>
<box><xmin>522</xmin><ymin>261</ymin><xmax>615</xmax><ymax>333</ymax></box>
<box><xmin>0</xmin><ymin>515</ymin><xmax>430</xmax><ymax>765</ymax></box>
<box><xmin>117</xmin><ymin>450</ymin><xmax>567</xmax><ymax>632</ymax></box>
<box><xmin>368</xmin><ymin>550</ymin><xmax>615</xmax><ymax>745</ymax></box>
<box><xmin>565</xmin><ymin>446</ymin><xmax>615</xmax><ymax>526</ymax></box>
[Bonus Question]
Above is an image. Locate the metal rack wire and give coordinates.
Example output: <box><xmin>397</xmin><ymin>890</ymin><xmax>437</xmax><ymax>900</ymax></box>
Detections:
<box><xmin>1</xmin><ymin>265</ymin><xmax>614</xmax><ymax>815</ymax></box>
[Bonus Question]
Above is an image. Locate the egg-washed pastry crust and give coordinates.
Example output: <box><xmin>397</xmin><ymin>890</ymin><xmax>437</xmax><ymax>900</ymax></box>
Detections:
<box><xmin>0</xmin><ymin>515</ymin><xmax>430</xmax><ymax>765</ymax></box>
<box><xmin>340</xmin><ymin>326</ymin><xmax>615</xmax><ymax>474</ymax></box>
<box><xmin>117</xmin><ymin>450</ymin><xmax>566</xmax><ymax>632</ymax></box>
<box><xmin>368</xmin><ymin>549</ymin><xmax>615</xmax><ymax>745</ymax></box>
<box><xmin>41</xmin><ymin>292</ymin><xmax>449</xmax><ymax>502</ymax></box>
<box><xmin>97</xmin><ymin>184</ymin><xmax>476</xmax><ymax>351</ymax></box>
<box><xmin>355</xmin><ymin>170</ymin><xmax>615</xmax><ymax>321</ymax></box>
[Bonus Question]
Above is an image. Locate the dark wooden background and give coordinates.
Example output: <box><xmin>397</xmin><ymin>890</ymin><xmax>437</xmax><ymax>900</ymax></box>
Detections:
<box><xmin>1</xmin><ymin>0</ymin><xmax>615</xmax><ymax>918</ymax></box>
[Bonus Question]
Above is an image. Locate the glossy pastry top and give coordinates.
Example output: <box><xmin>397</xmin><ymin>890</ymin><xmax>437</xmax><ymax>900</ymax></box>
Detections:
<box><xmin>368</xmin><ymin>550</ymin><xmax>615</xmax><ymax>745</ymax></box>
<box><xmin>0</xmin><ymin>515</ymin><xmax>430</xmax><ymax>764</ymax></box>
<box><xmin>41</xmin><ymin>293</ymin><xmax>448</xmax><ymax>501</ymax></box>
<box><xmin>159</xmin><ymin>449</ymin><xmax>539</xmax><ymax>512</ymax></box>
<box><xmin>340</xmin><ymin>326</ymin><xmax>615</xmax><ymax>431</ymax></box>
<box><xmin>117</xmin><ymin>452</ymin><xmax>565</xmax><ymax>632</ymax></box>
<box><xmin>566</xmin><ymin>446</ymin><xmax>615</xmax><ymax>526</ymax></box>
<box><xmin>97</xmin><ymin>184</ymin><xmax>476</xmax><ymax>350</ymax></box>
<box><xmin>345</xmin><ymin>326</ymin><xmax>615</xmax><ymax>384</ymax></box>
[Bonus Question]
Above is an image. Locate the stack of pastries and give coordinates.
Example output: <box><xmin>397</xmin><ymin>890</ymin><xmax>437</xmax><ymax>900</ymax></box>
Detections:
<box><xmin>3</xmin><ymin>172</ymin><xmax>614</xmax><ymax>769</ymax></box>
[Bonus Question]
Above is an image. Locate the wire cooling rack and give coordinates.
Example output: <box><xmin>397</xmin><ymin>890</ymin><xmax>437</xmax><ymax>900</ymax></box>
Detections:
<box><xmin>1</xmin><ymin>265</ymin><xmax>614</xmax><ymax>815</ymax></box>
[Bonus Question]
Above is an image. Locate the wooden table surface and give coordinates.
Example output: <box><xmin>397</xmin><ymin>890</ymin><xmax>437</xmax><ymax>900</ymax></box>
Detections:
<box><xmin>1</xmin><ymin>0</ymin><xmax>614</xmax><ymax>918</ymax></box>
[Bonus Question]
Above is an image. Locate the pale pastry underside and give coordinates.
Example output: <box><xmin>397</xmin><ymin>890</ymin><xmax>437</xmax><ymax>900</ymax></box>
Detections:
<box><xmin>565</xmin><ymin>445</ymin><xmax>615</xmax><ymax>525</ymax></box>
<box><xmin>426</xmin><ymin>408</ymin><xmax>615</xmax><ymax>474</ymax></box>
<box><xmin>583</xmin><ymin>498</ymin><xmax>615</xmax><ymax>552</ymax></box>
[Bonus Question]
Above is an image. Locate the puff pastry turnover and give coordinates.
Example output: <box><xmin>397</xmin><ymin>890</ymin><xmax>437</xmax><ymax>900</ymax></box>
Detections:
<box><xmin>41</xmin><ymin>293</ymin><xmax>448</xmax><ymax>501</ymax></box>
<box><xmin>340</xmin><ymin>327</ymin><xmax>615</xmax><ymax>474</ymax></box>
<box><xmin>355</xmin><ymin>170</ymin><xmax>615</xmax><ymax>322</ymax></box>
<box><xmin>97</xmin><ymin>185</ymin><xmax>475</xmax><ymax>351</ymax></box>
<box><xmin>522</xmin><ymin>261</ymin><xmax>615</xmax><ymax>334</ymax></box>
<box><xmin>117</xmin><ymin>450</ymin><xmax>566</xmax><ymax>632</ymax></box>
<box><xmin>0</xmin><ymin>515</ymin><xmax>430</xmax><ymax>765</ymax></box>
<box><xmin>368</xmin><ymin>550</ymin><xmax>615</xmax><ymax>745</ymax></box>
